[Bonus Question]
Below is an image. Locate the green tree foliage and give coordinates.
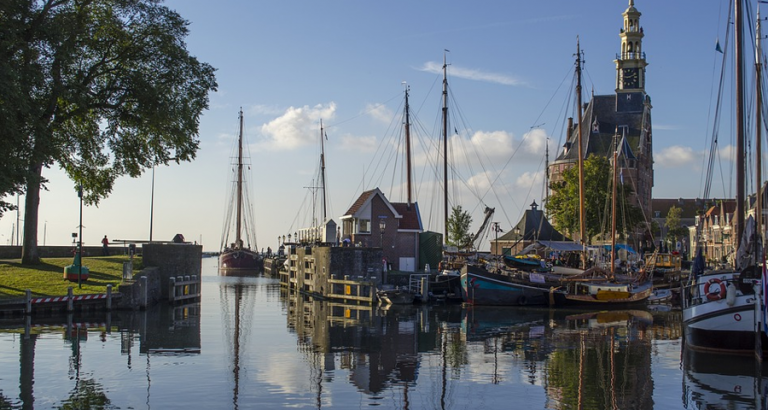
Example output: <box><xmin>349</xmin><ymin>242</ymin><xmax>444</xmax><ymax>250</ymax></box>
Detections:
<box><xmin>545</xmin><ymin>155</ymin><xmax>644</xmax><ymax>243</ymax></box>
<box><xmin>665</xmin><ymin>205</ymin><xmax>688</xmax><ymax>247</ymax></box>
<box><xmin>0</xmin><ymin>0</ymin><xmax>217</xmax><ymax>264</ymax></box>
<box><xmin>447</xmin><ymin>205</ymin><xmax>472</xmax><ymax>247</ymax></box>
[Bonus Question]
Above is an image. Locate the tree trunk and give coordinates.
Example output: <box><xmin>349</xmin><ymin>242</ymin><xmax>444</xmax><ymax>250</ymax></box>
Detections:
<box><xmin>21</xmin><ymin>162</ymin><xmax>43</xmax><ymax>265</ymax></box>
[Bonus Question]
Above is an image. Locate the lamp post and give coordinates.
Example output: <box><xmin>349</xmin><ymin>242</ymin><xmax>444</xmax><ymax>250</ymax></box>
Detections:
<box><xmin>77</xmin><ymin>184</ymin><xmax>83</xmax><ymax>289</ymax></box>
<box><xmin>149</xmin><ymin>165</ymin><xmax>155</xmax><ymax>242</ymax></box>
<box><xmin>513</xmin><ymin>226</ymin><xmax>521</xmax><ymax>254</ymax></box>
<box><xmin>379</xmin><ymin>219</ymin><xmax>386</xmax><ymax>247</ymax></box>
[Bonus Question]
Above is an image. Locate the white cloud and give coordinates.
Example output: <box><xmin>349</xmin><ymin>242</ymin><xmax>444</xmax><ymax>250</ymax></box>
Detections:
<box><xmin>651</xmin><ymin>123</ymin><xmax>679</xmax><ymax>131</ymax></box>
<box><xmin>520</xmin><ymin>128</ymin><xmax>548</xmax><ymax>155</ymax></box>
<box><xmin>365</xmin><ymin>103</ymin><xmax>394</xmax><ymax>124</ymax></box>
<box><xmin>655</xmin><ymin>145</ymin><xmax>698</xmax><ymax>168</ymax></box>
<box><xmin>514</xmin><ymin>170</ymin><xmax>544</xmax><ymax>190</ymax></box>
<box><xmin>247</xmin><ymin>104</ymin><xmax>284</xmax><ymax>117</ymax></box>
<box><xmin>338</xmin><ymin>135</ymin><xmax>377</xmax><ymax>153</ymax></box>
<box><xmin>469</xmin><ymin>130</ymin><xmax>515</xmax><ymax>158</ymax></box>
<box><xmin>418</xmin><ymin>62</ymin><xmax>526</xmax><ymax>86</ymax></box>
<box><xmin>258</xmin><ymin>103</ymin><xmax>337</xmax><ymax>151</ymax></box>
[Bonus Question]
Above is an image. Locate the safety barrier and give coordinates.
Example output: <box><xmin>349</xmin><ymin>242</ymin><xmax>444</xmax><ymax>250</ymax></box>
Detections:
<box><xmin>168</xmin><ymin>275</ymin><xmax>200</xmax><ymax>303</ymax></box>
<box><xmin>12</xmin><ymin>285</ymin><xmax>120</xmax><ymax>315</ymax></box>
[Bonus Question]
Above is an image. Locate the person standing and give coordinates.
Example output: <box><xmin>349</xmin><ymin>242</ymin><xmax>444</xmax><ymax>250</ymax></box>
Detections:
<box><xmin>102</xmin><ymin>235</ymin><xmax>109</xmax><ymax>256</ymax></box>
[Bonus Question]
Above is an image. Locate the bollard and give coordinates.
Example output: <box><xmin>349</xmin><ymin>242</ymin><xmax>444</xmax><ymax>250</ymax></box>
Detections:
<box><xmin>106</xmin><ymin>284</ymin><xmax>112</xmax><ymax>310</ymax></box>
<box><xmin>67</xmin><ymin>287</ymin><xmax>74</xmax><ymax>312</ymax></box>
<box><xmin>25</xmin><ymin>315</ymin><xmax>31</xmax><ymax>339</ymax></box>
<box><xmin>169</xmin><ymin>277</ymin><xmax>176</xmax><ymax>302</ymax></box>
<box><xmin>25</xmin><ymin>289</ymin><xmax>31</xmax><ymax>315</ymax></box>
<box><xmin>140</xmin><ymin>276</ymin><xmax>148</xmax><ymax>309</ymax></box>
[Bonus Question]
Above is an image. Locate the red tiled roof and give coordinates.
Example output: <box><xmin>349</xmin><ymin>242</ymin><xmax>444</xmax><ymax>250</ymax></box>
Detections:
<box><xmin>391</xmin><ymin>202</ymin><xmax>422</xmax><ymax>231</ymax></box>
<box><xmin>344</xmin><ymin>189</ymin><xmax>377</xmax><ymax>216</ymax></box>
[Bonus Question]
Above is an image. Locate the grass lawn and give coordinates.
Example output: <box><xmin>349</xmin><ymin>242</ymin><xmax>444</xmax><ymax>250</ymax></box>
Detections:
<box><xmin>0</xmin><ymin>256</ymin><xmax>143</xmax><ymax>301</ymax></box>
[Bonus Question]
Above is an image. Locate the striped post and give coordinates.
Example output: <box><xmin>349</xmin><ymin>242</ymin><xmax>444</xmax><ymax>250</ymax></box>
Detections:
<box><xmin>67</xmin><ymin>287</ymin><xmax>74</xmax><ymax>312</ymax></box>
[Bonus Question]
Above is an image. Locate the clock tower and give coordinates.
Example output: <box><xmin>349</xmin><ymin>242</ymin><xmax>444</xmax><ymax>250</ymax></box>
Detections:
<box><xmin>615</xmin><ymin>0</ymin><xmax>647</xmax><ymax>112</ymax></box>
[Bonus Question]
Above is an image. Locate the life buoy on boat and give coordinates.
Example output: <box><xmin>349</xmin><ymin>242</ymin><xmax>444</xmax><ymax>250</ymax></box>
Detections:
<box><xmin>704</xmin><ymin>278</ymin><xmax>727</xmax><ymax>301</ymax></box>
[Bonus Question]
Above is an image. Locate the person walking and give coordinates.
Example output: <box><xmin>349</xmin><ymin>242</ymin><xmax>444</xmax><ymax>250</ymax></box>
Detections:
<box><xmin>102</xmin><ymin>235</ymin><xmax>109</xmax><ymax>256</ymax></box>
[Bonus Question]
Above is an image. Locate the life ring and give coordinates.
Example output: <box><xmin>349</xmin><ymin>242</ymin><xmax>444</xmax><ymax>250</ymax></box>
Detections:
<box><xmin>704</xmin><ymin>278</ymin><xmax>726</xmax><ymax>301</ymax></box>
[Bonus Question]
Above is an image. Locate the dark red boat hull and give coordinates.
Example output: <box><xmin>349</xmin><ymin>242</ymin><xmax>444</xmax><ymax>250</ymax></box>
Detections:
<box><xmin>219</xmin><ymin>249</ymin><xmax>263</xmax><ymax>270</ymax></box>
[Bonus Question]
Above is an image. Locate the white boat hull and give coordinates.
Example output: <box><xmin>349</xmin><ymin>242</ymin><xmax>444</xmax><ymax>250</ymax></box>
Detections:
<box><xmin>682</xmin><ymin>272</ymin><xmax>765</xmax><ymax>354</ymax></box>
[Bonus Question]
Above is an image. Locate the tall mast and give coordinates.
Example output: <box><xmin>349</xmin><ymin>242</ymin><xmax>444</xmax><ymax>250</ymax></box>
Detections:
<box><xmin>611</xmin><ymin>128</ymin><xmax>619</xmax><ymax>278</ymax></box>
<box><xmin>236</xmin><ymin>108</ymin><xmax>244</xmax><ymax>246</ymax></box>
<box><xmin>320</xmin><ymin>120</ymin><xmax>327</xmax><ymax>222</ymax></box>
<box><xmin>442</xmin><ymin>50</ymin><xmax>449</xmax><ymax>243</ymax></box>
<box><xmin>736</xmin><ymin>0</ymin><xmax>745</xmax><ymax>260</ymax></box>
<box><xmin>405</xmin><ymin>84</ymin><xmax>413</xmax><ymax>208</ymax></box>
<box><xmin>545</xmin><ymin>138</ymin><xmax>550</xmax><ymax>203</ymax></box>
<box><xmin>756</xmin><ymin>6</ymin><xmax>763</xmax><ymax>245</ymax></box>
<box><xmin>576</xmin><ymin>38</ymin><xmax>586</xmax><ymax>268</ymax></box>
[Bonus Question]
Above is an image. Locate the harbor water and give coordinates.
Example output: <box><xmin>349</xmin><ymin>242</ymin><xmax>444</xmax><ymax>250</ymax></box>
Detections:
<box><xmin>0</xmin><ymin>257</ymin><xmax>766</xmax><ymax>409</ymax></box>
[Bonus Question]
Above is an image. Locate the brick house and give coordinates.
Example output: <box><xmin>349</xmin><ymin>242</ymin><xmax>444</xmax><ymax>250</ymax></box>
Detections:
<box><xmin>340</xmin><ymin>188</ymin><xmax>423</xmax><ymax>272</ymax></box>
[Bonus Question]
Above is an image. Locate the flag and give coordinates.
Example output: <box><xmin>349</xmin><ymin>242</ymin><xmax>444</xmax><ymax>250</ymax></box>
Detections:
<box><xmin>715</xmin><ymin>39</ymin><xmax>723</xmax><ymax>54</ymax></box>
<box><xmin>324</xmin><ymin>131</ymin><xmax>328</xmax><ymax>140</ymax></box>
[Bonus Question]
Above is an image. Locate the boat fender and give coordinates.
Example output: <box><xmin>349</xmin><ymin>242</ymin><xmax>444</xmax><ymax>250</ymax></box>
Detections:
<box><xmin>726</xmin><ymin>282</ymin><xmax>737</xmax><ymax>306</ymax></box>
<box><xmin>704</xmin><ymin>278</ymin><xmax>726</xmax><ymax>301</ymax></box>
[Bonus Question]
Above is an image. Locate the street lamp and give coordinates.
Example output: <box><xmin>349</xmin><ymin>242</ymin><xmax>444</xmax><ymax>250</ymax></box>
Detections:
<box><xmin>379</xmin><ymin>219</ymin><xmax>386</xmax><ymax>248</ymax></box>
<box><xmin>77</xmin><ymin>184</ymin><xmax>83</xmax><ymax>289</ymax></box>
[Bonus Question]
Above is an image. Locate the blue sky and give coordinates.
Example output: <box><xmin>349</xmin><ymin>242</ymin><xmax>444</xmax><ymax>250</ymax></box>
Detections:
<box><xmin>0</xmin><ymin>1</ymin><xmax>748</xmax><ymax>251</ymax></box>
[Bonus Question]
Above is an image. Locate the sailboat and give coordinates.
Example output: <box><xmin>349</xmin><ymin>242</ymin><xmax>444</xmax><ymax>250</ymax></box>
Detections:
<box><xmin>220</xmin><ymin>109</ymin><xmax>263</xmax><ymax>271</ymax></box>
<box><xmin>681</xmin><ymin>0</ymin><xmax>766</xmax><ymax>355</ymax></box>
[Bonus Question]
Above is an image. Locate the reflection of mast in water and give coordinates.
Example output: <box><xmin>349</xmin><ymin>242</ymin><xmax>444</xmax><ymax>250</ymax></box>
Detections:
<box><xmin>220</xmin><ymin>279</ymin><xmax>256</xmax><ymax>410</ymax></box>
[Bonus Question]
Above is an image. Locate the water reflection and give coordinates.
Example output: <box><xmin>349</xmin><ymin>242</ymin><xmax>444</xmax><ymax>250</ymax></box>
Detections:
<box><xmin>683</xmin><ymin>349</ymin><xmax>768</xmax><ymax>409</ymax></box>
<box><xmin>277</xmin><ymin>288</ymin><xmax>664</xmax><ymax>409</ymax></box>
<box><xmin>4</xmin><ymin>262</ymin><xmax>765</xmax><ymax>409</ymax></box>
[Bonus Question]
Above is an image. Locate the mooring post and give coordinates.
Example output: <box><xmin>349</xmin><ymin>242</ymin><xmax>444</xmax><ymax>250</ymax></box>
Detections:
<box><xmin>140</xmin><ymin>276</ymin><xmax>148</xmax><ymax>309</ymax></box>
<box><xmin>67</xmin><ymin>287</ymin><xmax>74</xmax><ymax>312</ymax></box>
<box><xmin>25</xmin><ymin>289</ymin><xmax>31</xmax><ymax>315</ymax></box>
<box><xmin>24</xmin><ymin>315</ymin><xmax>31</xmax><ymax>339</ymax></box>
<box><xmin>169</xmin><ymin>277</ymin><xmax>176</xmax><ymax>302</ymax></box>
<box><xmin>106</xmin><ymin>284</ymin><xmax>112</xmax><ymax>311</ymax></box>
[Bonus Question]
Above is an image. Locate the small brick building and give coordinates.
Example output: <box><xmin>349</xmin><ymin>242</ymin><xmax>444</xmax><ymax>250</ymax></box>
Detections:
<box><xmin>340</xmin><ymin>188</ymin><xmax>423</xmax><ymax>272</ymax></box>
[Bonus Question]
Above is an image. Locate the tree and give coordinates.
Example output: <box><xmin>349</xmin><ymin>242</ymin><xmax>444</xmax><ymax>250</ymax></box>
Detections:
<box><xmin>545</xmin><ymin>155</ymin><xmax>643</xmax><ymax>244</ymax></box>
<box><xmin>1</xmin><ymin>0</ymin><xmax>217</xmax><ymax>264</ymax></box>
<box><xmin>447</xmin><ymin>205</ymin><xmax>472</xmax><ymax>247</ymax></box>
<box><xmin>665</xmin><ymin>205</ymin><xmax>688</xmax><ymax>249</ymax></box>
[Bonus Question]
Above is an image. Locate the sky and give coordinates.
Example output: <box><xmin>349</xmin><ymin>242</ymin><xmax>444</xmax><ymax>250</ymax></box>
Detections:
<box><xmin>0</xmin><ymin>0</ymin><xmax>751</xmax><ymax>252</ymax></box>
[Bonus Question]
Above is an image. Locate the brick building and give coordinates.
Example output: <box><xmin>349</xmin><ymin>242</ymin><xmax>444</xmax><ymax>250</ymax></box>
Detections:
<box><xmin>340</xmin><ymin>188</ymin><xmax>423</xmax><ymax>272</ymax></box>
<box><xmin>548</xmin><ymin>1</ymin><xmax>654</xmax><ymax>242</ymax></box>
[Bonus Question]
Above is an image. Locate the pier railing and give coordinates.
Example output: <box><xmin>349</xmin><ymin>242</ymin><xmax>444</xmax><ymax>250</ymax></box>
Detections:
<box><xmin>168</xmin><ymin>276</ymin><xmax>200</xmax><ymax>303</ymax></box>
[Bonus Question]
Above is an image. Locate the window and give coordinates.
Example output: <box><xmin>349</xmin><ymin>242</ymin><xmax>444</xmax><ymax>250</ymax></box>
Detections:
<box><xmin>359</xmin><ymin>219</ymin><xmax>371</xmax><ymax>233</ymax></box>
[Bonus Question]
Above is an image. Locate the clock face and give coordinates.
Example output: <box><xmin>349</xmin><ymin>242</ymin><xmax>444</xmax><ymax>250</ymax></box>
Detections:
<box><xmin>623</xmin><ymin>68</ymin><xmax>639</xmax><ymax>88</ymax></box>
